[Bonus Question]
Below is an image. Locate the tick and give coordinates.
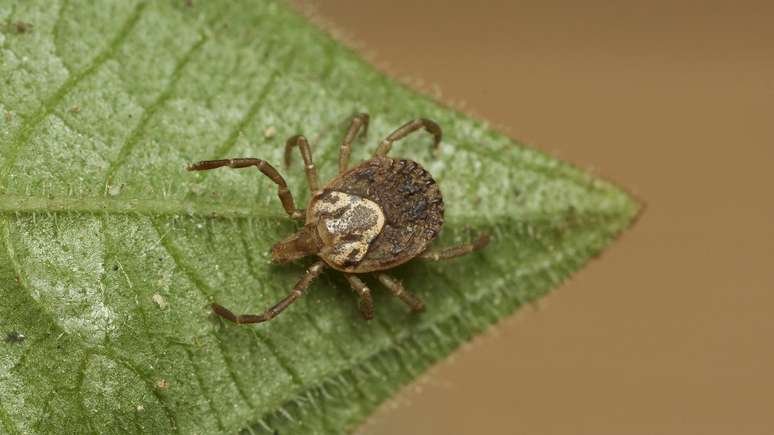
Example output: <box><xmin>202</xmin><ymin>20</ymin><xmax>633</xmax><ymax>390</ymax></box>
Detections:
<box><xmin>188</xmin><ymin>114</ymin><xmax>489</xmax><ymax>323</ymax></box>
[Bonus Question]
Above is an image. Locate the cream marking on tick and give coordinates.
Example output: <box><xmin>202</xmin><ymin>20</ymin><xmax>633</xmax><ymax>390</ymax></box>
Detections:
<box><xmin>309</xmin><ymin>190</ymin><xmax>385</xmax><ymax>268</ymax></box>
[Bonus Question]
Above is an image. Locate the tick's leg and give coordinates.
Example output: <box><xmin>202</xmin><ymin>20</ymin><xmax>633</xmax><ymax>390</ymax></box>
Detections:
<box><xmin>338</xmin><ymin>113</ymin><xmax>370</xmax><ymax>173</ymax></box>
<box><xmin>376</xmin><ymin>273</ymin><xmax>425</xmax><ymax>312</ymax></box>
<box><xmin>187</xmin><ymin>158</ymin><xmax>304</xmax><ymax>220</ymax></box>
<box><xmin>344</xmin><ymin>274</ymin><xmax>374</xmax><ymax>320</ymax></box>
<box><xmin>284</xmin><ymin>135</ymin><xmax>321</xmax><ymax>193</ymax></box>
<box><xmin>211</xmin><ymin>261</ymin><xmax>326</xmax><ymax>324</ymax></box>
<box><xmin>374</xmin><ymin>118</ymin><xmax>442</xmax><ymax>157</ymax></box>
<box><xmin>417</xmin><ymin>233</ymin><xmax>490</xmax><ymax>261</ymax></box>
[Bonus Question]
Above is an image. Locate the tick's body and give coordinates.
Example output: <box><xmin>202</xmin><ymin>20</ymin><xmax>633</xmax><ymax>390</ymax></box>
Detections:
<box><xmin>189</xmin><ymin>115</ymin><xmax>488</xmax><ymax>324</ymax></box>
<box><xmin>311</xmin><ymin>157</ymin><xmax>443</xmax><ymax>273</ymax></box>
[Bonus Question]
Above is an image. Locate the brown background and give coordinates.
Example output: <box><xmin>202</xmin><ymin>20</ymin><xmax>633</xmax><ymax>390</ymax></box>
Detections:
<box><xmin>297</xmin><ymin>1</ymin><xmax>774</xmax><ymax>434</ymax></box>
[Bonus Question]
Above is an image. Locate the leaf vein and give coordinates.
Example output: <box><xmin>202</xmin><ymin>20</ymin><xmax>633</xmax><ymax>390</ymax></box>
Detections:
<box><xmin>102</xmin><ymin>33</ymin><xmax>209</xmax><ymax>192</ymax></box>
<box><xmin>201</xmin><ymin>222</ymin><xmax>259</xmax><ymax>411</ymax></box>
<box><xmin>303</xmin><ymin>313</ymin><xmax>373</xmax><ymax>408</ymax></box>
<box><xmin>51</xmin><ymin>0</ymin><xmax>71</xmax><ymax>76</ymax></box>
<box><xmin>151</xmin><ymin>218</ymin><xmax>256</xmax><ymax>413</ymax></box>
<box><xmin>74</xmin><ymin>351</ymin><xmax>97</xmax><ymax>434</ymax></box>
<box><xmin>0</xmin><ymin>2</ymin><xmax>147</xmax><ymax>191</ymax></box>
<box><xmin>95</xmin><ymin>349</ymin><xmax>180</xmax><ymax>433</ymax></box>
<box><xmin>237</xmin><ymin>220</ymin><xmax>305</xmax><ymax>387</ymax></box>
<box><xmin>210</xmin><ymin>48</ymin><xmax>297</xmax><ymax>162</ymax></box>
<box><xmin>179</xmin><ymin>345</ymin><xmax>226</xmax><ymax>432</ymax></box>
<box><xmin>1</xmin><ymin>217</ymin><xmax>69</xmax><ymax>337</ymax></box>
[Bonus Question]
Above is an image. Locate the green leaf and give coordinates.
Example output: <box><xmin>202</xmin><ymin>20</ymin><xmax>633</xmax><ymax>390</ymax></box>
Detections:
<box><xmin>0</xmin><ymin>1</ymin><xmax>639</xmax><ymax>434</ymax></box>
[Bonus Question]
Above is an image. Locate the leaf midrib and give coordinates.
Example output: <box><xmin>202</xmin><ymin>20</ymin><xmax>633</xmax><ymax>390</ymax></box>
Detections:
<box><xmin>0</xmin><ymin>193</ymin><xmax>628</xmax><ymax>223</ymax></box>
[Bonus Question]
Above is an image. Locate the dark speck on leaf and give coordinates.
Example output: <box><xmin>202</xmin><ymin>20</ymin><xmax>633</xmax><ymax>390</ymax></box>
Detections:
<box><xmin>5</xmin><ymin>331</ymin><xmax>26</xmax><ymax>344</ymax></box>
<box><xmin>5</xmin><ymin>20</ymin><xmax>33</xmax><ymax>34</ymax></box>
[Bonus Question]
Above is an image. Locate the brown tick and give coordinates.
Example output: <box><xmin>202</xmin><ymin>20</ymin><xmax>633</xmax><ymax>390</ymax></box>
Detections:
<box><xmin>188</xmin><ymin>114</ymin><xmax>489</xmax><ymax>323</ymax></box>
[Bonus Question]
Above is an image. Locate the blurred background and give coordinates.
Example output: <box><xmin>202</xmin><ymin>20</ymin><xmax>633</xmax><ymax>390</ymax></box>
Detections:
<box><xmin>297</xmin><ymin>1</ymin><xmax>773</xmax><ymax>434</ymax></box>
